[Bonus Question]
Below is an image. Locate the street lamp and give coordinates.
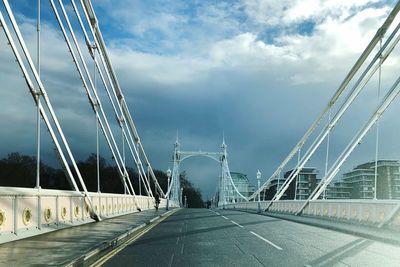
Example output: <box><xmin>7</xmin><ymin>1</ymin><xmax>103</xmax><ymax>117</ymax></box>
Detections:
<box><xmin>180</xmin><ymin>187</ymin><xmax>183</xmax><ymax>207</ymax></box>
<box><xmin>166</xmin><ymin>168</ymin><xmax>171</xmax><ymax>210</ymax></box>
<box><xmin>257</xmin><ymin>170</ymin><xmax>261</xmax><ymax>213</ymax></box>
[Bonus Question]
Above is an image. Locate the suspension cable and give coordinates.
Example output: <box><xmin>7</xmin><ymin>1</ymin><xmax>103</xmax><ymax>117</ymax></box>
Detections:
<box><xmin>374</xmin><ymin>38</ymin><xmax>383</xmax><ymax>200</ymax></box>
<box><xmin>323</xmin><ymin>107</ymin><xmax>332</xmax><ymax>199</ymax></box>
<box><xmin>35</xmin><ymin>0</ymin><xmax>41</xmax><ymax>189</ymax></box>
<box><xmin>94</xmin><ymin>47</ymin><xmax>101</xmax><ymax>193</ymax></box>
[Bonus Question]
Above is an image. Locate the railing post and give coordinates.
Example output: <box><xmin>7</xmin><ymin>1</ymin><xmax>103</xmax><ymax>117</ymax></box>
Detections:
<box><xmin>37</xmin><ymin>195</ymin><xmax>41</xmax><ymax>230</ymax></box>
<box><xmin>13</xmin><ymin>196</ymin><xmax>18</xmax><ymax>235</ymax></box>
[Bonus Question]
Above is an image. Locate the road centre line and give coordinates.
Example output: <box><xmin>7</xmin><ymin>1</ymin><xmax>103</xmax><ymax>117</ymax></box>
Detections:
<box><xmin>230</xmin><ymin>220</ymin><xmax>244</xmax><ymax>228</ymax></box>
<box><xmin>222</xmin><ymin>215</ymin><xmax>228</xmax><ymax>219</ymax></box>
<box><xmin>249</xmin><ymin>231</ymin><xmax>283</xmax><ymax>251</ymax></box>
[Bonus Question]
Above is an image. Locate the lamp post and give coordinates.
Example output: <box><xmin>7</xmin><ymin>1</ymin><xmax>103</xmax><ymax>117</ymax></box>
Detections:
<box><xmin>180</xmin><ymin>187</ymin><xmax>183</xmax><ymax>207</ymax></box>
<box><xmin>257</xmin><ymin>170</ymin><xmax>261</xmax><ymax>213</ymax></box>
<box><xmin>166</xmin><ymin>168</ymin><xmax>171</xmax><ymax>210</ymax></box>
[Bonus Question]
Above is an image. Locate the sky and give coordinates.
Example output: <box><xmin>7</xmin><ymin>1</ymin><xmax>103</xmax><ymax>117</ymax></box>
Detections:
<box><xmin>1</xmin><ymin>0</ymin><xmax>400</xmax><ymax>199</ymax></box>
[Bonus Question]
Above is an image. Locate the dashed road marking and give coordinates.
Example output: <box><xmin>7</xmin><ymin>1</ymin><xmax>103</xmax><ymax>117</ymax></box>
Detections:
<box><xmin>222</xmin><ymin>215</ymin><xmax>228</xmax><ymax>220</ymax></box>
<box><xmin>250</xmin><ymin>231</ymin><xmax>283</xmax><ymax>250</ymax></box>
<box><xmin>169</xmin><ymin>253</ymin><xmax>175</xmax><ymax>267</ymax></box>
<box><xmin>230</xmin><ymin>220</ymin><xmax>244</xmax><ymax>228</ymax></box>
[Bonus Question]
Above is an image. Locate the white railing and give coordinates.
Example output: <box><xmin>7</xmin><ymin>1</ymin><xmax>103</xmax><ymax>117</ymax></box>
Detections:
<box><xmin>224</xmin><ymin>199</ymin><xmax>400</xmax><ymax>229</ymax></box>
<box><xmin>0</xmin><ymin>187</ymin><xmax>178</xmax><ymax>243</ymax></box>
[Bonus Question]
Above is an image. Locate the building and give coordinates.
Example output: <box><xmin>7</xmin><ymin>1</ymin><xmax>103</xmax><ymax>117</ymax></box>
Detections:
<box><xmin>325</xmin><ymin>181</ymin><xmax>351</xmax><ymax>199</ymax></box>
<box><xmin>261</xmin><ymin>167</ymin><xmax>319</xmax><ymax>200</ymax></box>
<box><xmin>261</xmin><ymin>175</ymin><xmax>286</xmax><ymax>200</ymax></box>
<box><xmin>230</xmin><ymin>172</ymin><xmax>254</xmax><ymax>198</ymax></box>
<box><xmin>342</xmin><ymin>160</ymin><xmax>400</xmax><ymax>199</ymax></box>
<box><xmin>284</xmin><ymin>167</ymin><xmax>319</xmax><ymax>200</ymax></box>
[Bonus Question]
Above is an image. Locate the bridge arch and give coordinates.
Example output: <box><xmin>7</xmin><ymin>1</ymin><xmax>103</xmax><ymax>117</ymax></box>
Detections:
<box><xmin>167</xmin><ymin>139</ymin><xmax>247</xmax><ymax>207</ymax></box>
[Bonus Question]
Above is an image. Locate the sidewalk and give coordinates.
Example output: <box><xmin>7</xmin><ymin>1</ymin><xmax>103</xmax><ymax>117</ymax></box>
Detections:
<box><xmin>230</xmin><ymin>208</ymin><xmax>400</xmax><ymax>246</ymax></box>
<box><xmin>0</xmin><ymin>208</ymin><xmax>177</xmax><ymax>266</ymax></box>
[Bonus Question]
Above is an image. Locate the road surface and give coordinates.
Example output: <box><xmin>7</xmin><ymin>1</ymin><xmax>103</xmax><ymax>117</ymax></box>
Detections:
<box><xmin>101</xmin><ymin>208</ymin><xmax>400</xmax><ymax>266</ymax></box>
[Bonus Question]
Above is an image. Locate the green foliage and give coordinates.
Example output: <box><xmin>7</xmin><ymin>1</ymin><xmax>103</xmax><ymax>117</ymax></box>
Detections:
<box><xmin>0</xmin><ymin>153</ymin><xmax>204</xmax><ymax>207</ymax></box>
<box><xmin>180</xmin><ymin>171</ymin><xmax>204</xmax><ymax>208</ymax></box>
<box><xmin>0</xmin><ymin>153</ymin><xmax>69</xmax><ymax>189</ymax></box>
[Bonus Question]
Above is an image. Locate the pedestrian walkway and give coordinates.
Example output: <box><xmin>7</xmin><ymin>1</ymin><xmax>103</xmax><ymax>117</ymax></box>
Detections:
<box><xmin>0</xmin><ymin>208</ymin><xmax>176</xmax><ymax>266</ymax></box>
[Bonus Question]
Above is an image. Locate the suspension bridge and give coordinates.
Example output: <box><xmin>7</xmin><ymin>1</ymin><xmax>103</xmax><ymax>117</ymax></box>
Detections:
<box><xmin>1</xmin><ymin>0</ymin><xmax>400</xmax><ymax>266</ymax></box>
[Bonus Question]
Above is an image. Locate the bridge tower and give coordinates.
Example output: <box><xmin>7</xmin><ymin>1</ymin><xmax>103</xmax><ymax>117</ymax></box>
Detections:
<box><xmin>168</xmin><ymin>137</ymin><xmax>247</xmax><ymax>207</ymax></box>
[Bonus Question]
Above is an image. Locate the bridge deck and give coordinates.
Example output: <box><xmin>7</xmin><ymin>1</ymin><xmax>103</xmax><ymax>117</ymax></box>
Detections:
<box><xmin>101</xmin><ymin>209</ymin><xmax>400</xmax><ymax>267</ymax></box>
<box><xmin>0</xmin><ymin>209</ymin><xmax>171</xmax><ymax>266</ymax></box>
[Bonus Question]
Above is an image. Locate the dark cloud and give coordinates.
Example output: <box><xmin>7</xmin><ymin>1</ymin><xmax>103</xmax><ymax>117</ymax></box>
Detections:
<box><xmin>1</xmin><ymin>1</ymin><xmax>399</xmax><ymax>200</ymax></box>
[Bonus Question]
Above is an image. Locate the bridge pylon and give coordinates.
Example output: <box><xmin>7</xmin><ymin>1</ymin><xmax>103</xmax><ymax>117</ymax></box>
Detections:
<box><xmin>168</xmin><ymin>138</ymin><xmax>247</xmax><ymax>208</ymax></box>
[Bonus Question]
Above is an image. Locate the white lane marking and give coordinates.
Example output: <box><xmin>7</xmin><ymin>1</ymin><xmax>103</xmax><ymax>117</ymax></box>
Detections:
<box><xmin>222</xmin><ymin>215</ymin><xmax>228</xmax><ymax>219</ymax></box>
<box><xmin>250</xmin><ymin>231</ymin><xmax>283</xmax><ymax>250</ymax></box>
<box><xmin>169</xmin><ymin>253</ymin><xmax>175</xmax><ymax>267</ymax></box>
<box><xmin>181</xmin><ymin>243</ymin><xmax>185</xmax><ymax>254</ymax></box>
<box><xmin>215</xmin><ymin>212</ymin><xmax>220</xmax><ymax>215</ymax></box>
<box><xmin>230</xmin><ymin>220</ymin><xmax>244</xmax><ymax>228</ymax></box>
<box><xmin>176</xmin><ymin>237</ymin><xmax>180</xmax><ymax>244</ymax></box>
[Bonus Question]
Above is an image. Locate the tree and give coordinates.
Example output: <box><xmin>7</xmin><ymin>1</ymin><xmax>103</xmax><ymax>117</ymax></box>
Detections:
<box><xmin>0</xmin><ymin>152</ymin><xmax>69</xmax><ymax>189</ymax></box>
<box><xmin>0</xmin><ymin>152</ymin><xmax>204</xmax><ymax>208</ymax></box>
<box><xmin>180</xmin><ymin>171</ymin><xmax>204</xmax><ymax>208</ymax></box>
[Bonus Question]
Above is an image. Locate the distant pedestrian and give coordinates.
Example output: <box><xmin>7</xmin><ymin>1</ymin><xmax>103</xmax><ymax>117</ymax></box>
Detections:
<box><xmin>155</xmin><ymin>193</ymin><xmax>160</xmax><ymax>211</ymax></box>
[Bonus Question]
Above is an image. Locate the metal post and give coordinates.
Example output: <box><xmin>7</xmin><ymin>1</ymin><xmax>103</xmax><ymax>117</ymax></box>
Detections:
<box><xmin>166</xmin><ymin>168</ymin><xmax>171</xmax><ymax>210</ymax></box>
<box><xmin>184</xmin><ymin>195</ymin><xmax>187</xmax><ymax>208</ymax></box>
<box><xmin>96</xmin><ymin>108</ymin><xmax>100</xmax><ymax>193</ymax></box>
<box><xmin>94</xmin><ymin>46</ymin><xmax>100</xmax><ymax>194</ymax></box>
<box><xmin>374</xmin><ymin>38</ymin><xmax>383</xmax><ymax>200</ymax></box>
<box><xmin>262</xmin><ymin>187</ymin><xmax>266</xmax><ymax>201</ymax></box>
<box><xmin>180</xmin><ymin>187</ymin><xmax>183</xmax><ymax>207</ymax></box>
<box><xmin>277</xmin><ymin>172</ymin><xmax>281</xmax><ymax>197</ymax></box>
<box><xmin>122</xmin><ymin>122</ymin><xmax>126</xmax><ymax>194</ymax></box>
<box><xmin>167</xmin><ymin>177</ymin><xmax>170</xmax><ymax>210</ymax></box>
<box><xmin>323</xmin><ymin>108</ymin><xmax>332</xmax><ymax>199</ymax></box>
<box><xmin>35</xmin><ymin>0</ymin><xmax>41</xmax><ymax>190</ymax></box>
<box><xmin>148</xmin><ymin>166</ymin><xmax>152</xmax><ymax>196</ymax></box>
<box><xmin>257</xmin><ymin>170</ymin><xmax>261</xmax><ymax>213</ymax></box>
<box><xmin>139</xmin><ymin>174</ymin><xmax>142</xmax><ymax>195</ymax></box>
<box><xmin>294</xmin><ymin>149</ymin><xmax>301</xmax><ymax>200</ymax></box>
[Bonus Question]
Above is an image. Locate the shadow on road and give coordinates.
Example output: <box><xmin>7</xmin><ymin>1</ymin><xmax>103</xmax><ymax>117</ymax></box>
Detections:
<box><xmin>305</xmin><ymin>238</ymin><xmax>373</xmax><ymax>267</ymax></box>
<box><xmin>129</xmin><ymin>209</ymin><xmax>281</xmax><ymax>247</ymax></box>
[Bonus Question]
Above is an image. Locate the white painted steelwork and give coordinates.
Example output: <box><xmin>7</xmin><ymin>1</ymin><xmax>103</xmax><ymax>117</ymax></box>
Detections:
<box><xmin>169</xmin><ymin>137</ymin><xmax>247</xmax><ymax>208</ymax></box>
<box><xmin>0</xmin><ymin>187</ymin><xmax>179</xmax><ymax>244</ymax></box>
<box><xmin>0</xmin><ymin>4</ymin><xmax>99</xmax><ymax>220</ymax></box>
<box><xmin>0</xmin><ymin>0</ymin><xmax>170</xmax><ymax>229</ymax></box>
<box><xmin>225</xmin><ymin>199</ymin><xmax>400</xmax><ymax>229</ymax></box>
<box><xmin>251</xmin><ymin>2</ymin><xmax>400</xmax><ymax>202</ymax></box>
<box><xmin>79</xmin><ymin>0</ymin><xmax>165</xmax><ymax>198</ymax></box>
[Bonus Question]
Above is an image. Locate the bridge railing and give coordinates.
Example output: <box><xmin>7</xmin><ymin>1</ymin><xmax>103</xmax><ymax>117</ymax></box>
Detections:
<box><xmin>0</xmin><ymin>187</ymin><xmax>177</xmax><ymax>243</ymax></box>
<box><xmin>224</xmin><ymin>200</ymin><xmax>400</xmax><ymax>230</ymax></box>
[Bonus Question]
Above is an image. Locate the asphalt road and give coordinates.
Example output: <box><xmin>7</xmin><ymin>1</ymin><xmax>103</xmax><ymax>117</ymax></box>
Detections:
<box><xmin>102</xmin><ymin>208</ymin><xmax>400</xmax><ymax>267</ymax></box>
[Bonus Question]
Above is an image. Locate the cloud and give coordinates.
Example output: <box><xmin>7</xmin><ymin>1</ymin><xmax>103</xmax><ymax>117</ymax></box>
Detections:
<box><xmin>243</xmin><ymin>0</ymin><xmax>382</xmax><ymax>27</ymax></box>
<box><xmin>1</xmin><ymin>1</ymin><xmax>400</xmax><ymax>199</ymax></box>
